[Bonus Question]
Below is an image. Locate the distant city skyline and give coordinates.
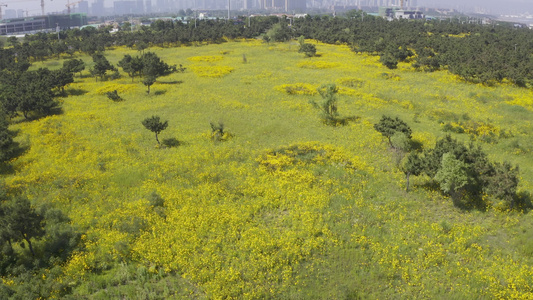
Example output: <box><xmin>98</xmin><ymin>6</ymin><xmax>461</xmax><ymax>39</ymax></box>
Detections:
<box><xmin>0</xmin><ymin>0</ymin><xmax>531</xmax><ymax>17</ymax></box>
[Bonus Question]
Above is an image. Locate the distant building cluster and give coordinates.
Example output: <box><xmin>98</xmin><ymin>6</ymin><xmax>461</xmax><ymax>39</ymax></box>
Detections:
<box><xmin>0</xmin><ymin>14</ymin><xmax>87</xmax><ymax>35</ymax></box>
<box><xmin>0</xmin><ymin>0</ymin><xmax>429</xmax><ymax>19</ymax></box>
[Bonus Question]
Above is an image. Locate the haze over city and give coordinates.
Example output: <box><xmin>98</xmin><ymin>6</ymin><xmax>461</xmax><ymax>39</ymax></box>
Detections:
<box><xmin>0</xmin><ymin>0</ymin><xmax>531</xmax><ymax>16</ymax></box>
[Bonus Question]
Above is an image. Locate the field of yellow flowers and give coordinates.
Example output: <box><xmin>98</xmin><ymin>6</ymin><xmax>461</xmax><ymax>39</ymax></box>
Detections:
<box><xmin>5</xmin><ymin>39</ymin><xmax>533</xmax><ymax>298</ymax></box>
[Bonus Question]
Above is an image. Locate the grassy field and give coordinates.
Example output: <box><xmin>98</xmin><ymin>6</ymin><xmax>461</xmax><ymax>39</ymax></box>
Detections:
<box><xmin>4</xmin><ymin>39</ymin><xmax>533</xmax><ymax>298</ymax></box>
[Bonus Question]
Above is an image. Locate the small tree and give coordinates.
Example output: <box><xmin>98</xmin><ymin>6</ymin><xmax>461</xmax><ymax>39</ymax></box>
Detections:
<box><xmin>118</xmin><ymin>54</ymin><xmax>143</xmax><ymax>82</ymax></box>
<box><xmin>4</xmin><ymin>197</ymin><xmax>45</xmax><ymax>257</ymax></box>
<box><xmin>142</xmin><ymin>116</ymin><xmax>168</xmax><ymax>145</ymax></box>
<box><xmin>299</xmin><ymin>43</ymin><xmax>317</xmax><ymax>57</ymax></box>
<box><xmin>210</xmin><ymin>121</ymin><xmax>232</xmax><ymax>142</ymax></box>
<box><xmin>485</xmin><ymin>162</ymin><xmax>520</xmax><ymax>207</ymax></box>
<box><xmin>311</xmin><ymin>84</ymin><xmax>356</xmax><ymax>126</ymax></box>
<box><xmin>380</xmin><ymin>52</ymin><xmax>398</xmax><ymax>69</ymax></box>
<box><xmin>312</xmin><ymin>84</ymin><xmax>339</xmax><ymax>125</ymax></box>
<box><xmin>62</xmin><ymin>59</ymin><xmax>85</xmax><ymax>77</ymax></box>
<box><xmin>435</xmin><ymin>152</ymin><xmax>470</xmax><ymax>206</ymax></box>
<box><xmin>374</xmin><ymin>115</ymin><xmax>412</xmax><ymax>147</ymax></box>
<box><xmin>106</xmin><ymin>90</ymin><xmax>122</xmax><ymax>101</ymax></box>
<box><xmin>143</xmin><ymin>76</ymin><xmax>156</xmax><ymax>94</ymax></box>
<box><xmin>402</xmin><ymin>152</ymin><xmax>424</xmax><ymax>192</ymax></box>
<box><xmin>90</xmin><ymin>53</ymin><xmax>115</xmax><ymax>82</ymax></box>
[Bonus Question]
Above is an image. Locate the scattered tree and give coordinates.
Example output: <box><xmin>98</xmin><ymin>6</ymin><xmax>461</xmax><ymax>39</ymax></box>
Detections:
<box><xmin>90</xmin><ymin>53</ymin><xmax>115</xmax><ymax>82</ymax></box>
<box><xmin>118</xmin><ymin>54</ymin><xmax>143</xmax><ymax>82</ymax></box>
<box><xmin>142</xmin><ymin>115</ymin><xmax>168</xmax><ymax>145</ymax></box>
<box><xmin>63</xmin><ymin>59</ymin><xmax>85</xmax><ymax>77</ymax></box>
<box><xmin>374</xmin><ymin>115</ymin><xmax>412</xmax><ymax>147</ymax></box>
<box><xmin>106</xmin><ymin>90</ymin><xmax>122</xmax><ymax>101</ymax></box>
<box><xmin>299</xmin><ymin>43</ymin><xmax>317</xmax><ymax>57</ymax></box>
<box><xmin>312</xmin><ymin>84</ymin><xmax>339</xmax><ymax>125</ymax></box>
<box><xmin>143</xmin><ymin>76</ymin><xmax>156</xmax><ymax>94</ymax></box>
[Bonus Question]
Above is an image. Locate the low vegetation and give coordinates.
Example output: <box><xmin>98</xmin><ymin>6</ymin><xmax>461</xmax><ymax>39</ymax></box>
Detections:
<box><xmin>0</xmin><ymin>32</ymin><xmax>532</xmax><ymax>299</ymax></box>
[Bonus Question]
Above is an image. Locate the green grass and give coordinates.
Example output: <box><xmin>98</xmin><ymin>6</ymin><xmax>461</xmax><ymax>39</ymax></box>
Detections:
<box><xmin>4</xmin><ymin>40</ymin><xmax>533</xmax><ymax>299</ymax></box>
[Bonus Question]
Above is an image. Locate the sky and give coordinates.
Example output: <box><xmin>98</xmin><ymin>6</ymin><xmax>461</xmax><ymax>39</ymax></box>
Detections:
<box><xmin>419</xmin><ymin>0</ymin><xmax>532</xmax><ymax>14</ymax></box>
<box><xmin>1</xmin><ymin>0</ymin><xmax>532</xmax><ymax>16</ymax></box>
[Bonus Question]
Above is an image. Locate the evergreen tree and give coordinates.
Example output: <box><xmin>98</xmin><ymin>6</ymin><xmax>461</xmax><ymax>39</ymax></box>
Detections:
<box><xmin>90</xmin><ymin>53</ymin><xmax>115</xmax><ymax>81</ymax></box>
<box><xmin>374</xmin><ymin>115</ymin><xmax>412</xmax><ymax>147</ymax></box>
<box><xmin>62</xmin><ymin>59</ymin><xmax>85</xmax><ymax>77</ymax></box>
<box><xmin>402</xmin><ymin>152</ymin><xmax>424</xmax><ymax>192</ymax></box>
<box><xmin>142</xmin><ymin>116</ymin><xmax>168</xmax><ymax>145</ymax></box>
<box><xmin>435</xmin><ymin>153</ymin><xmax>471</xmax><ymax>206</ymax></box>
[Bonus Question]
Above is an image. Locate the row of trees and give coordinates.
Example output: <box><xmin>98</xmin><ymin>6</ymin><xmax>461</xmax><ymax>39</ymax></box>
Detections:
<box><xmin>374</xmin><ymin>116</ymin><xmax>523</xmax><ymax>209</ymax></box>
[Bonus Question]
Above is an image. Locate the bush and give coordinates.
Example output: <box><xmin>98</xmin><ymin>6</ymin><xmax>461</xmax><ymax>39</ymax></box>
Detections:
<box><xmin>106</xmin><ymin>90</ymin><xmax>122</xmax><ymax>102</ymax></box>
<box><xmin>299</xmin><ymin>43</ymin><xmax>317</xmax><ymax>57</ymax></box>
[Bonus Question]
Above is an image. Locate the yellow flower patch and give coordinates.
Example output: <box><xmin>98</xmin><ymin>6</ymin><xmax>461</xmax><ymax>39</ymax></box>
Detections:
<box><xmin>190</xmin><ymin>66</ymin><xmax>235</xmax><ymax>78</ymax></box>
<box><xmin>187</xmin><ymin>55</ymin><xmax>224</xmax><ymax>62</ymax></box>
<box><xmin>297</xmin><ymin>61</ymin><xmax>340</xmax><ymax>69</ymax></box>
<box><xmin>274</xmin><ymin>83</ymin><xmax>318</xmax><ymax>95</ymax></box>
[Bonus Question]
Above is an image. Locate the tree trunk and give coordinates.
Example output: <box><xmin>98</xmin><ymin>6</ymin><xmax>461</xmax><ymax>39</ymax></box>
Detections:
<box><xmin>22</xmin><ymin>234</ymin><xmax>35</xmax><ymax>257</ymax></box>
<box><xmin>405</xmin><ymin>173</ymin><xmax>410</xmax><ymax>192</ymax></box>
<box><xmin>155</xmin><ymin>133</ymin><xmax>160</xmax><ymax>145</ymax></box>
<box><xmin>7</xmin><ymin>238</ymin><xmax>13</xmax><ymax>252</ymax></box>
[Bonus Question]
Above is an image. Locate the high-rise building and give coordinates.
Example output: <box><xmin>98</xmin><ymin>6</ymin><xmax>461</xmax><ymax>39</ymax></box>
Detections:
<box><xmin>92</xmin><ymin>0</ymin><xmax>105</xmax><ymax>16</ymax></box>
<box><xmin>156</xmin><ymin>0</ymin><xmax>167</xmax><ymax>12</ymax></box>
<box><xmin>79</xmin><ymin>1</ymin><xmax>90</xmax><ymax>14</ymax></box>
<box><xmin>136</xmin><ymin>0</ymin><xmax>144</xmax><ymax>13</ymax></box>
<box><xmin>17</xmin><ymin>9</ymin><xmax>24</xmax><ymax>18</ymax></box>
<box><xmin>114</xmin><ymin>1</ymin><xmax>136</xmax><ymax>15</ymax></box>
<box><xmin>145</xmin><ymin>0</ymin><xmax>152</xmax><ymax>13</ymax></box>
<box><xmin>261</xmin><ymin>0</ymin><xmax>305</xmax><ymax>11</ymax></box>
<box><xmin>4</xmin><ymin>9</ymin><xmax>17</xmax><ymax>19</ymax></box>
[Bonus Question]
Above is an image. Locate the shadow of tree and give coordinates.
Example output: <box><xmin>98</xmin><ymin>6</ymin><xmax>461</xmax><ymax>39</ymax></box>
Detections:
<box><xmin>158</xmin><ymin>80</ymin><xmax>183</xmax><ymax>85</ymax></box>
<box><xmin>66</xmin><ymin>88</ymin><xmax>88</xmax><ymax>96</ymax></box>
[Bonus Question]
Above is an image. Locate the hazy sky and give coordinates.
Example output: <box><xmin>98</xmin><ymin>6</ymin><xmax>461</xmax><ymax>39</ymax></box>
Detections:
<box><xmin>419</xmin><ymin>0</ymin><xmax>532</xmax><ymax>14</ymax></box>
<box><xmin>1</xmin><ymin>0</ymin><xmax>532</xmax><ymax>15</ymax></box>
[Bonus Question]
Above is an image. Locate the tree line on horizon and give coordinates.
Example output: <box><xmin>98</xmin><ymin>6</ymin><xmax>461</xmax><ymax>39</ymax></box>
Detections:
<box><xmin>1</xmin><ymin>12</ymin><xmax>532</xmax><ymax>87</ymax></box>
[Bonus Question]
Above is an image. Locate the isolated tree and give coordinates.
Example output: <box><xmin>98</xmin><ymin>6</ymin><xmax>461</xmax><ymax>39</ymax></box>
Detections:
<box><xmin>62</xmin><ymin>59</ymin><xmax>85</xmax><ymax>77</ymax></box>
<box><xmin>435</xmin><ymin>152</ymin><xmax>470</xmax><ymax>206</ymax></box>
<box><xmin>142</xmin><ymin>115</ymin><xmax>168</xmax><ymax>145</ymax></box>
<box><xmin>374</xmin><ymin>115</ymin><xmax>412</xmax><ymax>147</ymax></box>
<box><xmin>312</xmin><ymin>84</ymin><xmax>339</xmax><ymax>125</ymax></box>
<box><xmin>106</xmin><ymin>90</ymin><xmax>122</xmax><ymax>101</ymax></box>
<box><xmin>299</xmin><ymin>43</ymin><xmax>317</xmax><ymax>57</ymax></box>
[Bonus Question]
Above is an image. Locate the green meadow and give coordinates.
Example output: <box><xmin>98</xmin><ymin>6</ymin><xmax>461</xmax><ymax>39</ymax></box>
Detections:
<box><xmin>4</xmin><ymin>39</ymin><xmax>533</xmax><ymax>298</ymax></box>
